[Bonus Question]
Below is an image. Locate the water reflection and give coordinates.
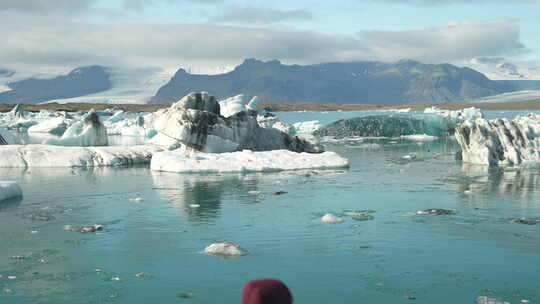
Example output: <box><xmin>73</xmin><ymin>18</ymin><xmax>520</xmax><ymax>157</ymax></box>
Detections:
<box><xmin>457</xmin><ymin>164</ymin><xmax>540</xmax><ymax>201</ymax></box>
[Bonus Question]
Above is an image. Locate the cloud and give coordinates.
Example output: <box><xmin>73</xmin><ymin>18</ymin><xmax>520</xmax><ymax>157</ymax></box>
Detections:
<box><xmin>0</xmin><ymin>18</ymin><xmax>527</xmax><ymax>75</ymax></box>
<box><xmin>0</xmin><ymin>0</ymin><xmax>96</xmax><ymax>13</ymax></box>
<box><xmin>123</xmin><ymin>0</ymin><xmax>222</xmax><ymax>11</ymax></box>
<box><xmin>376</xmin><ymin>0</ymin><xmax>538</xmax><ymax>5</ymax></box>
<box><xmin>213</xmin><ymin>6</ymin><xmax>313</xmax><ymax>23</ymax></box>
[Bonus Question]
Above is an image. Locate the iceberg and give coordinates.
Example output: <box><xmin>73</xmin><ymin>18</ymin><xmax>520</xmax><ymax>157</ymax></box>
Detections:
<box><xmin>313</xmin><ymin>114</ymin><xmax>460</xmax><ymax>138</ymax></box>
<box><xmin>44</xmin><ymin>111</ymin><xmax>108</xmax><ymax>146</ymax></box>
<box><xmin>292</xmin><ymin>120</ymin><xmax>321</xmax><ymax>135</ymax></box>
<box><xmin>27</xmin><ymin>117</ymin><xmax>68</xmax><ymax>135</ymax></box>
<box><xmin>424</xmin><ymin>106</ymin><xmax>483</xmax><ymax>120</ymax></box>
<box><xmin>455</xmin><ymin>114</ymin><xmax>540</xmax><ymax>166</ymax></box>
<box><xmin>151</xmin><ymin>149</ymin><xmax>349</xmax><ymax>173</ymax></box>
<box><xmin>0</xmin><ymin>145</ymin><xmax>163</xmax><ymax>168</ymax></box>
<box><xmin>218</xmin><ymin>94</ymin><xmax>260</xmax><ymax>118</ymax></box>
<box><xmin>0</xmin><ymin>181</ymin><xmax>22</xmax><ymax>202</ymax></box>
<box><xmin>151</xmin><ymin>92</ymin><xmax>321</xmax><ymax>153</ymax></box>
<box><xmin>0</xmin><ymin>126</ymin><xmax>17</xmax><ymax>144</ymax></box>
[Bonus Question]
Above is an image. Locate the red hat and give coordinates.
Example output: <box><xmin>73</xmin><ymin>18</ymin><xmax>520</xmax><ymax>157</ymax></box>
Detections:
<box><xmin>241</xmin><ymin>279</ymin><xmax>293</xmax><ymax>304</ymax></box>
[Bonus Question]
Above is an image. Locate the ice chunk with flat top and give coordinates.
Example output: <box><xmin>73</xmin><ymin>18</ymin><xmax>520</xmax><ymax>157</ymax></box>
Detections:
<box><xmin>0</xmin><ymin>181</ymin><xmax>22</xmax><ymax>202</ymax></box>
<box><xmin>204</xmin><ymin>242</ymin><xmax>248</xmax><ymax>257</ymax></box>
<box><xmin>151</xmin><ymin>149</ymin><xmax>349</xmax><ymax>173</ymax></box>
<box><xmin>0</xmin><ymin>145</ymin><xmax>163</xmax><ymax>168</ymax></box>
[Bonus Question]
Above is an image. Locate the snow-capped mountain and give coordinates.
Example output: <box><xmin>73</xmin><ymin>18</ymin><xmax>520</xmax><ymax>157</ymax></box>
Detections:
<box><xmin>465</xmin><ymin>57</ymin><xmax>540</xmax><ymax>80</ymax></box>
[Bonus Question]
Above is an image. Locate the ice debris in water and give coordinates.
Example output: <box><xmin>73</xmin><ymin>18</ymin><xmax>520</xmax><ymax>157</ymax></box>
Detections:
<box><xmin>134</xmin><ymin>272</ymin><xmax>155</xmax><ymax>279</ymax></box>
<box><xmin>77</xmin><ymin>224</ymin><xmax>103</xmax><ymax>233</ymax></box>
<box><xmin>321</xmin><ymin>213</ymin><xmax>345</xmax><ymax>224</ymax></box>
<box><xmin>416</xmin><ymin>209</ymin><xmax>458</xmax><ymax>215</ymax></box>
<box><xmin>204</xmin><ymin>242</ymin><xmax>249</xmax><ymax>257</ymax></box>
<box><xmin>475</xmin><ymin>296</ymin><xmax>510</xmax><ymax>304</ymax></box>
<box><xmin>343</xmin><ymin>210</ymin><xmax>375</xmax><ymax>221</ymax></box>
<box><xmin>128</xmin><ymin>197</ymin><xmax>144</xmax><ymax>202</ymax></box>
<box><xmin>272</xmin><ymin>191</ymin><xmax>287</xmax><ymax>195</ymax></box>
<box><xmin>510</xmin><ymin>217</ymin><xmax>537</xmax><ymax>225</ymax></box>
<box><xmin>189</xmin><ymin>204</ymin><xmax>200</xmax><ymax>208</ymax></box>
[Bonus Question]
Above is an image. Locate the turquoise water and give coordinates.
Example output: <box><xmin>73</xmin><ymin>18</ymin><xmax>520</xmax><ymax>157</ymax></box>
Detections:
<box><xmin>2</xmin><ymin>111</ymin><xmax>540</xmax><ymax>303</ymax></box>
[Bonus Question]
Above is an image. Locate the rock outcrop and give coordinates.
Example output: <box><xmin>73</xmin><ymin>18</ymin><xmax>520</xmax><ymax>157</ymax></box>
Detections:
<box><xmin>151</xmin><ymin>92</ymin><xmax>322</xmax><ymax>153</ymax></box>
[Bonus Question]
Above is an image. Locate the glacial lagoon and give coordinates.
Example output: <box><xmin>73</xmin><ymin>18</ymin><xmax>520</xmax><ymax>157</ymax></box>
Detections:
<box><xmin>2</xmin><ymin>111</ymin><xmax>540</xmax><ymax>303</ymax></box>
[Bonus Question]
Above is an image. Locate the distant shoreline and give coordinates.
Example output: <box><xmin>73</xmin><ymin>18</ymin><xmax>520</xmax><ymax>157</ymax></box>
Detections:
<box><xmin>1</xmin><ymin>100</ymin><xmax>540</xmax><ymax>113</ymax></box>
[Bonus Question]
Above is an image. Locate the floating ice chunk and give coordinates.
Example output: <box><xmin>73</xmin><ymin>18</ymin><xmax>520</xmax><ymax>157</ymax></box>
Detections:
<box><xmin>189</xmin><ymin>204</ymin><xmax>200</xmax><ymax>208</ymax></box>
<box><xmin>343</xmin><ymin>211</ymin><xmax>375</xmax><ymax>221</ymax></box>
<box><xmin>455</xmin><ymin>114</ymin><xmax>540</xmax><ymax>166</ymax></box>
<box><xmin>0</xmin><ymin>145</ymin><xmax>163</xmax><ymax>168</ymax></box>
<box><xmin>400</xmin><ymin>134</ymin><xmax>438</xmax><ymax>141</ymax></box>
<box><xmin>510</xmin><ymin>217</ymin><xmax>537</xmax><ymax>225</ymax></box>
<box><xmin>44</xmin><ymin>111</ymin><xmax>108</xmax><ymax>147</ymax></box>
<box><xmin>0</xmin><ymin>181</ymin><xmax>22</xmax><ymax>202</ymax></box>
<box><xmin>475</xmin><ymin>296</ymin><xmax>510</xmax><ymax>304</ymax></box>
<box><xmin>152</xmin><ymin>92</ymin><xmax>320</xmax><ymax>153</ymax></box>
<box><xmin>0</xmin><ymin>127</ymin><xmax>17</xmax><ymax>145</ymax></box>
<box><xmin>204</xmin><ymin>242</ymin><xmax>248</xmax><ymax>257</ymax></box>
<box><xmin>424</xmin><ymin>106</ymin><xmax>483</xmax><ymax>120</ymax></box>
<box><xmin>77</xmin><ymin>224</ymin><xmax>103</xmax><ymax>233</ymax></box>
<box><xmin>28</xmin><ymin>117</ymin><xmax>67</xmax><ymax>135</ymax></box>
<box><xmin>321</xmin><ymin>213</ymin><xmax>345</xmax><ymax>224</ymax></box>
<box><xmin>129</xmin><ymin>197</ymin><xmax>144</xmax><ymax>202</ymax></box>
<box><xmin>292</xmin><ymin>120</ymin><xmax>321</xmax><ymax>135</ymax></box>
<box><xmin>151</xmin><ymin>149</ymin><xmax>349</xmax><ymax>173</ymax></box>
<box><xmin>416</xmin><ymin>209</ymin><xmax>457</xmax><ymax>215</ymax></box>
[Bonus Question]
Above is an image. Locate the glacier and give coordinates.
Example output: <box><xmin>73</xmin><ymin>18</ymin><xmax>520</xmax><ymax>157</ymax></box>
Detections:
<box><xmin>0</xmin><ymin>181</ymin><xmax>22</xmax><ymax>202</ymax></box>
<box><xmin>455</xmin><ymin>114</ymin><xmax>540</xmax><ymax>166</ymax></box>
<box><xmin>151</xmin><ymin>149</ymin><xmax>349</xmax><ymax>173</ymax></box>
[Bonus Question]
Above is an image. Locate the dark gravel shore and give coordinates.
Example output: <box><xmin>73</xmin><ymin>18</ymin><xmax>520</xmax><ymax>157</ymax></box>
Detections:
<box><xmin>1</xmin><ymin>99</ymin><xmax>540</xmax><ymax>113</ymax></box>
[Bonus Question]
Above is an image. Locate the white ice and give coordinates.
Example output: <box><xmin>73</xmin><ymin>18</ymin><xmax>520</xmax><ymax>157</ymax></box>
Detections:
<box><xmin>0</xmin><ymin>181</ymin><xmax>22</xmax><ymax>202</ymax></box>
<box><xmin>0</xmin><ymin>145</ymin><xmax>163</xmax><ymax>168</ymax></box>
<box><xmin>455</xmin><ymin>114</ymin><xmax>540</xmax><ymax>166</ymax></box>
<box><xmin>151</xmin><ymin>149</ymin><xmax>349</xmax><ymax>173</ymax></box>
<box><xmin>27</xmin><ymin>117</ymin><xmax>68</xmax><ymax>135</ymax></box>
<box><xmin>204</xmin><ymin>242</ymin><xmax>248</xmax><ymax>256</ymax></box>
<box><xmin>321</xmin><ymin>213</ymin><xmax>345</xmax><ymax>224</ymax></box>
<box><xmin>44</xmin><ymin>111</ymin><xmax>108</xmax><ymax>146</ymax></box>
<box><xmin>424</xmin><ymin>106</ymin><xmax>483</xmax><ymax>120</ymax></box>
<box><xmin>0</xmin><ymin>127</ymin><xmax>18</xmax><ymax>144</ymax></box>
<box><xmin>218</xmin><ymin>94</ymin><xmax>260</xmax><ymax>118</ymax></box>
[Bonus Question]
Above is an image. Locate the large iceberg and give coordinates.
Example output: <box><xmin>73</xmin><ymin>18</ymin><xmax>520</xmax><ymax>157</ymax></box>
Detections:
<box><xmin>313</xmin><ymin>114</ymin><xmax>461</xmax><ymax>138</ymax></box>
<box><xmin>151</xmin><ymin>149</ymin><xmax>349</xmax><ymax>173</ymax></box>
<box><xmin>151</xmin><ymin>92</ymin><xmax>321</xmax><ymax>153</ymax></box>
<box><xmin>455</xmin><ymin>114</ymin><xmax>540</xmax><ymax>166</ymax></box>
<box><xmin>0</xmin><ymin>181</ymin><xmax>22</xmax><ymax>202</ymax></box>
<box><xmin>0</xmin><ymin>145</ymin><xmax>163</xmax><ymax>168</ymax></box>
<box><xmin>218</xmin><ymin>94</ymin><xmax>260</xmax><ymax>118</ymax></box>
<box><xmin>44</xmin><ymin>111</ymin><xmax>108</xmax><ymax>146</ymax></box>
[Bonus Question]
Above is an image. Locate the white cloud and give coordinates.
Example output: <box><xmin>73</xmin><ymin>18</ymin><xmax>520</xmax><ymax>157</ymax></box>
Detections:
<box><xmin>0</xmin><ymin>18</ymin><xmax>527</xmax><ymax>76</ymax></box>
<box><xmin>213</xmin><ymin>6</ymin><xmax>313</xmax><ymax>23</ymax></box>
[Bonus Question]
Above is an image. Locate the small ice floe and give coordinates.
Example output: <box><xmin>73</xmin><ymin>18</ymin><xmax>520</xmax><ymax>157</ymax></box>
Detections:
<box><xmin>204</xmin><ymin>242</ymin><xmax>249</xmax><ymax>257</ymax></box>
<box><xmin>521</xmin><ymin>300</ymin><xmax>530</xmax><ymax>303</ymax></box>
<box><xmin>10</xmin><ymin>255</ymin><xmax>26</xmax><ymax>260</ymax></box>
<box><xmin>7</xmin><ymin>275</ymin><xmax>16</xmax><ymax>280</ymax></box>
<box><xmin>177</xmin><ymin>291</ymin><xmax>194</xmax><ymax>299</ymax></box>
<box><xmin>402</xmin><ymin>154</ymin><xmax>417</xmax><ymax>161</ymax></box>
<box><xmin>247</xmin><ymin>191</ymin><xmax>261</xmax><ymax>195</ymax></box>
<box><xmin>134</xmin><ymin>272</ymin><xmax>155</xmax><ymax>279</ymax></box>
<box><xmin>343</xmin><ymin>210</ymin><xmax>375</xmax><ymax>221</ymax></box>
<box><xmin>416</xmin><ymin>209</ymin><xmax>457</xmax><ymax>216</ymax></box>
<box><xmin>77</xmin><ymin>224</ymin><xmax>103</xmax><ymax>233</ymax></box>
<box><xmin>129</xmin><ymin>197</ymin><xmax>144</xmax><ymax>202</ymax></box>
<box><xmin>106</xmin><ymin>276</ymin><xmax>121</xmax><ymax>282</ymax></box>
<box><xmin>29</xmin><ymin>213</ymin><xmax>55</xmax><ymax>221</ymax></box>
<box><xmin>63</xmin><ymin>225</ymin><xmax>73</xmax><ymax>231</ymax></box>
<box><xmin>475</xmin><ymin>296</ymin><xmax>510</xmax><ymax>304</ymax></box>
<box><xmin>321</xmin><ymin>213</ymin><xmax>345</xmax><ymax>224</ymax></box>
<box><xmin>272</xmin><ymin>191</ymin><xmax>287</xmax><ymax>195</ymax></box>
<box><xmin>30</xmin><ymin>230</ymin><xmax>38</xmax><ymax>234</ymax></box>
<box><xmin>189</xmin><ymin>204</ymin><xmax>200</xmax><ymax>208</ymax></box>
<box><xmin>3</xmin><ymin>288</ymin><xmax>13</xmax><ymax>294</ymax></box>
<box><xmin>403</xmin><ymin>295</ymin><xmax>416</xmax><ymax>300</ymax></box>
<box><xmin>464</xmin><ymin>190</ymin><xmax>473</xmax><ymax>195</ymax></box>
<box><xmin>511</xmin><ymin>217</ymin><xmax>537</xmax><ymax>225</ymax></box>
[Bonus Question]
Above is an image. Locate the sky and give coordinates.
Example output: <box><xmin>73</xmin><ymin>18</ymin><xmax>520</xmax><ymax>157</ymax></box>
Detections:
<box><xmin>0</xmin><ymin>0</ymin><xmax>539</xmax><ymax>77</ymax></box>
